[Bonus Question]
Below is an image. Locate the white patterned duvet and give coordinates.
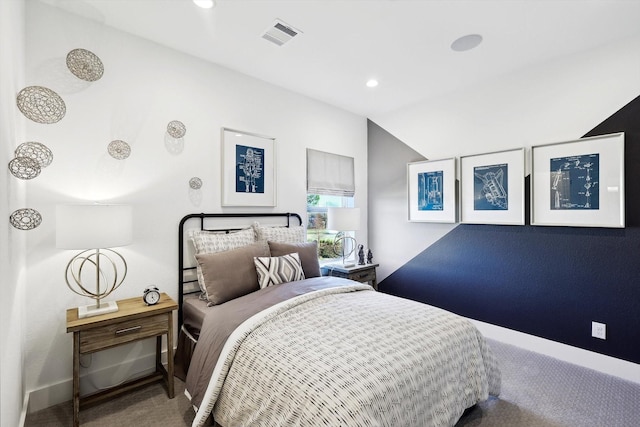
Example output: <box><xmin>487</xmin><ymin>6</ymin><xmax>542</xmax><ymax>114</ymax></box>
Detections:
<box><xmin>186</xmin><ymin>278</ymin><xmax>501</xmax><ymax>427</ymax></box>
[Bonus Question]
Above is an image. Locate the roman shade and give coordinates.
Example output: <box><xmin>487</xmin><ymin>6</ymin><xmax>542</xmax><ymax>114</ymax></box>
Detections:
<box><xmin>306</xmin><ymin>148</ymin><xmax>355</xmax><ymax>197</ymax></box>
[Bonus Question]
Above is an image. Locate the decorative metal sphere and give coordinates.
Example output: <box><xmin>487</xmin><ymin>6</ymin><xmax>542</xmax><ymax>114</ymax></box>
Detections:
<box><xmin>65</xmin><ymin>248</ymin><xmax>127</xmax><ymax>302</ymax></box>
<box><xmin>66</xmin><ymin>48</ymin><xmax>104</xmax><ymax>82</ymax></box>
<box><xmin>10</xmin><ymin>208</ymin><xmax>42</xmax><ymax>230</ymax></box>
<box><xmin>15</xmin><ymin>142</ymin><xmax>53</xmax><ymax>168</ymax></box>
<box><xmin>16</xmin><ymin>86</ymin><xmax>66</xmax><ymax>124</ymax></box>
<box><xmin>189</xmin><ymin>177</ymin><xmax>203</xmax><ymax>189</ymax></box>
<box><xmin>107</xmin><ymin>140</ymin><xmax>131</xmax><ymax>160</ymax></box>
<box><xmin>8</xmin><ymin>157</ymin><xmax>41</xmax><ymax>180</ymax></box>
<box><xmin>167</xmin><ymin>120</ymin><xmax>186</xmax><ymax>139</ymax></box>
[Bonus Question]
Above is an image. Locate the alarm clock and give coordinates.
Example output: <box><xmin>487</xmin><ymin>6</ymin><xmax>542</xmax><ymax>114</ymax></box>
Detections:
<box><xmin>143</xmin><ymin>285</ymin><xmax>161</xmax><ymax>305</ymax></box>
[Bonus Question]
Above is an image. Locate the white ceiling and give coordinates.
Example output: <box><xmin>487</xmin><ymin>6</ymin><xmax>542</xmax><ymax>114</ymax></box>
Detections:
<box><xmin>43</xmin><ymin>0</ymin><xmax>640</xmax><ymax>118</ymax></box>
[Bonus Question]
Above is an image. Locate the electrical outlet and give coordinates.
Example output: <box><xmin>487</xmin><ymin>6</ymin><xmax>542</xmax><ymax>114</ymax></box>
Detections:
<box><xmin>592</xmin><ymin>321</ymin><xmax>606</xmax><ymax>340</ymax></box>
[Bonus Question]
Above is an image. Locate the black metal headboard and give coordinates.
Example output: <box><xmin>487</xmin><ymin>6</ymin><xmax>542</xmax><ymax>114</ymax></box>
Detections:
<box><xmin>177</xmin><ymin>212</ymin><xmax>303</xmax><ymax>328</ymax></box>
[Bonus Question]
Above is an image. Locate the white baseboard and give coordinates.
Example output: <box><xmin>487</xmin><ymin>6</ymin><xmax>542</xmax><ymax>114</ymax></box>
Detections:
<box><xmin>19</xmin><ymin>391</ymin><xmax>29</xmax><ymax>427</ymax></box>
<box><xmin>471</xmin><ymin>319</ymin><xmax>640</xmax><ymax>384</ymax></box>
<box><xmin>26</xmin><ymin>349</ymin><xmax>169</xmax><ymax>414</ymax></box>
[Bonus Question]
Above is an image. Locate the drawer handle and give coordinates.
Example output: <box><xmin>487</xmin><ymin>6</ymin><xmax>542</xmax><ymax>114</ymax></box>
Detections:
<box><xmin>357</xmin><ymin>273</ymin><xmax>370</xmax><ymax>279</ymax></box>
<box><xmin>115</xmin><ymin>326</ymin><xmax>142</xmax><ymax>336</ymax></box>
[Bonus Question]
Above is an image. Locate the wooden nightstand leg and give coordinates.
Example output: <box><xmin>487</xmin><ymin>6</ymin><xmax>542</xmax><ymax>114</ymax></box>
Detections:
<box><xmin>73</xmin><ymin>332</ymin><xmax>80</xmax><ymax>427</ymax></box>
<box><xmin>167</xmin><ymin>311</ymin><xmax>175</xmax><ymax>398</ymax></box>
<box><xmin>156</xmin><ymin>335</ymin><xmax>162</xmax><ymax>371</ymax></box>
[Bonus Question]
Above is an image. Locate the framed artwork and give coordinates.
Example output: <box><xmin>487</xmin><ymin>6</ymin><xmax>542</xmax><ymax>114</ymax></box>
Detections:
<box><xmin>460</xmin><ymin>148</ymin><xmax>525</xmax><ymax>225</ymax></box>
<box><xmin>407</xmin><ymin>158</ymin><xmax>456</xmax><ymax>223</ymax></box>
<box><xmin>531</xmin><ymin>132</ymin><xmax>624</xmax><ymax>228</ymax></box>
<box><xmin>221</xmin><ymin>128</ymin><xmax>276</xmax><ymax>207</ymax></box>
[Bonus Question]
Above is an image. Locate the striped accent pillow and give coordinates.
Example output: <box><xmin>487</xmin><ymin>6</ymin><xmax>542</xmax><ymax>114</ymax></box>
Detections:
<box><xmin>254</xmin><ymin>253</ymin><xmax>305</xmax><ymax>289</ymax></box>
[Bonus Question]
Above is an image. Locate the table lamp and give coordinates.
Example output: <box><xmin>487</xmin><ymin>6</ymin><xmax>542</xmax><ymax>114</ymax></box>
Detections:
<box><xmin>56</xmin><ymin>204</ymin><xmax>133</xmax><ymax>318</ymax></box>
<box><xmin>327</xmin><ymin>207</ymin><xmax>360</xmax><ymax>268</ymax></box>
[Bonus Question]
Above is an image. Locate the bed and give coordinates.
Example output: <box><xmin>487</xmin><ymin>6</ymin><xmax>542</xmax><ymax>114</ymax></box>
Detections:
<box><xmin>176</xmin><ymin>213</ymin><xmax>501</xmax><ymax>427</ymax></box>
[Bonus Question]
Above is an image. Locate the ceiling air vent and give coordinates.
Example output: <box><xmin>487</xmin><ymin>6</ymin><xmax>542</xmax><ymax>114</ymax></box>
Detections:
<box><xmin>262</xmin><ymin>19</ymin><xmax>302</xmax><ymax>46</ymax></box>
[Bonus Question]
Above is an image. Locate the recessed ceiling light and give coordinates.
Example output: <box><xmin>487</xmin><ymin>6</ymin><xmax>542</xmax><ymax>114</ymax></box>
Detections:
<box><xmin>451</xmin><ymin>34</ymin><xmax>483</xmax><ymax>52</ymax></box>
<box><xmin>366</xmin><ymin>79</ymin><xmax>379</xmax><ymax>88</ymax></box>
<box><xmin>193</xmin><ymin>0</ymin><xmax>215</xmax><ymax>9</ymax></box>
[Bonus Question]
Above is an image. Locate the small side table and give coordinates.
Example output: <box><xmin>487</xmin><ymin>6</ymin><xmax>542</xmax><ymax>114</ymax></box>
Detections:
<box><xmin>321</xmin><ymin>263</ymin><xmax>379</xmax><ymax>290</ymax></box>
<box><xmin>66</xmin><ymin>293</ymin><xmax>177</xmax><ymax>427</ymax></box>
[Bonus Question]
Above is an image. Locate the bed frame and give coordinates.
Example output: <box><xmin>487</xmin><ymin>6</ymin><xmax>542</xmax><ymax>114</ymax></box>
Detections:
<box><xmin>177</xmin><ymin>212</ymin><xmax>303</xmax><ymax>329</ymax></box>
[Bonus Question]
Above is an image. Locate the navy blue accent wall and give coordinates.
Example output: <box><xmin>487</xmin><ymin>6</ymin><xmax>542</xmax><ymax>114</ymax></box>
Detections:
<box><xmin>380</xmin><ymin>95</ymin><xmax>640</xmax><ymax>364</ymax></box>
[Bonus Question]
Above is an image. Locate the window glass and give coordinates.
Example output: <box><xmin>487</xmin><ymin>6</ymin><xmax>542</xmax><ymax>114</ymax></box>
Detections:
<box><xmin>307</xmin><ymin>194</ymin><xmax>354</xmax><ymax>261</ymax></box>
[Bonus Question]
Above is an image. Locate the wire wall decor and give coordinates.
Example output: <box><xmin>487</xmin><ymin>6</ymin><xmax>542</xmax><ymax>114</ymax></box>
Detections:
<box><xmin>167</xmin><ymin>120</ymin><xmax>186</xmax><ymax>139</ymax></box>
<box><xmin>66</xmin><ymin>48</ymin><xmax>104</xmax><ymax>82</ymax></box>
<box><xmin>10</xmin><ymin>208</ymin><xmax>43</xmax><ymax>230</ymax></box>
<box><xmin>15</xmin><ymin>142</ymin><xmax>53</xmax><ymax>168</ymax></box>
<box><xmin>107</xmin><ymin>140</ymin><xmax>131</xmax><ymax>160</ymax></box>
<box><xmin>16</xmin><ymin>86</ymin><xmax>66</xmax><ymax>124</ymax></box>
<box><xmin>189</xmin><ymin>177</ymin><xmax>203</xmax><ymax>189</ymax></box>
<box><xmin>8</xmin><ymin>157</ymin><xmax>41</xmax><ymax>180</ymax></box>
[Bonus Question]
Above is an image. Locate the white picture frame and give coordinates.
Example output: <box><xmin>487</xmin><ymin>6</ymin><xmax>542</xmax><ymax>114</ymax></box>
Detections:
<box><xmin>221</xmin><ymin>128</ymin><xmax>276</xmax><ymax>207</ymax></box>
<box><xmin>460</xmin><ymin>148</ymin><xmax>525</xmax><ymax>225</ymax></box>
<box><xmin>407</xmin><ymin>158</ymin><xmax>456</xmax><ymax>223</ymax></box>
<box><xmin>531</xmin><ymin>132</ymin><xmax>624</xmax><ymax>228</ymax></box>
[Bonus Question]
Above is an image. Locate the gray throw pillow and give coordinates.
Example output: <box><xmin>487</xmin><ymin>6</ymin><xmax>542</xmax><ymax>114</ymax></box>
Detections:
<box><xmin>195</xmin><ymin>241</ymin><xmax>270</xmax><ymax>305</ymax></box>
<box><xmin>267</xmin><ymin>241</ymin><xmax>321</xmax><ymax>278</ymax></box>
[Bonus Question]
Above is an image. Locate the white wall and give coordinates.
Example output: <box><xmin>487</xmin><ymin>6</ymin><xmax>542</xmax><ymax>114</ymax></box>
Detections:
<box><xmin>24</xmin><ymin>1</ymin><xmax>367</xmax><ymax>411</ymax></box>
<box><xmin>1</xmin><ymin>1</ymin><xmax>27</xmax><ymax>426</ymax></box>
<box><xmin>370</xmin><ymin>34</ymin><xmax>640</xmax><ymax>374</ymax></box>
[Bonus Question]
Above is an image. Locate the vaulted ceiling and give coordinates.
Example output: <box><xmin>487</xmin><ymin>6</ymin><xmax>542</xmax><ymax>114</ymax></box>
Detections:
<box><xmin>43</xmin><ymin>0</ymin><xmax>640</xmax><ymax>117</ymax></box>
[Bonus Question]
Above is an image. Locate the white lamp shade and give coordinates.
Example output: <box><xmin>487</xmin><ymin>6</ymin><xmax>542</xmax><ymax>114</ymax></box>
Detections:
<box><xmin>56</xmin><ymin>204</ymin><xmax>133</xmax><ymax>249</ymax></box>
<box><xmin>327</xmin><ymin>207</ymin><xmax>360</xmax><ymax>232</ymax></box>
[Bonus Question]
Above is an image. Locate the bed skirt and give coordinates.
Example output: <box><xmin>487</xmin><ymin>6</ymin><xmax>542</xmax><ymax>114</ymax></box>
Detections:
<box><xmin>174</xmin><ymin>326</ymin><xmax>197</xmax><ymax>381</ymax></box>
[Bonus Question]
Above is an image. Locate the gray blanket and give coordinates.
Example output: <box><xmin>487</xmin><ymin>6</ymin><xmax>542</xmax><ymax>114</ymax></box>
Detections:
<box><xmin>185</xmin><ymin>276</ymin><xmax>501</xmax><ymax>427</ymax></box>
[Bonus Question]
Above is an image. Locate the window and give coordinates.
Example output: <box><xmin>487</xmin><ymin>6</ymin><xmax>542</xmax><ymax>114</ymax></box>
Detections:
<box><xmin>306</xmin><ymin>149</ymin><xmax>355</xmax><ymax>262</ymax></box>
<box><xmin>307</xmin><ymin>194</ymin><xmax>354</xmax><ymax>261</ymax></box>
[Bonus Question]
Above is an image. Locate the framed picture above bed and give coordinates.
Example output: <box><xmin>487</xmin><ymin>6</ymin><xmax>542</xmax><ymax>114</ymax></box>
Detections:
<box><xmin>460</xmin><ymin>148</ymin><xmax>525</xmax><ymax>225</ymax></box>
<box><xmin>221</xmin><ymin>128</ymin><xmax>276</xmax><ymax>207</ymax></box>
<box><xmin>407</xmin><ymin>158</ymin><xmax>456</xmax><ymax>223</ymax></box>
<box><xmin>531</xmin><ymin>132</ymin><xmax>624</xmax><ymax>228</ymax></box>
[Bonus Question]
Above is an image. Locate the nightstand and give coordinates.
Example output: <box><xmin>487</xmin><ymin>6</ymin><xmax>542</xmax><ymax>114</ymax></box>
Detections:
<box><xmin>66</xmin><ymin>293</ymin><xmax>177</xmax><ymax>427</ymax></box>
<box><xmin>321</xmin><ymin>263</ymin><xmax>379</xmax><ymax>290</ymax></box>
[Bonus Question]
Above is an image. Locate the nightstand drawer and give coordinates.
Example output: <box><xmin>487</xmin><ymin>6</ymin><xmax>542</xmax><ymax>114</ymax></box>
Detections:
<box><xmin>321</xmin><ymin>263</ymin><xmax>379</xmax><ymax>290</ymax></box>
<box><xmin>350</xmin><ymin>269</ymin><xmax>376</xmax><ymax>283</ymax></box>
<box><xmin>79</xmin><ymin>314</ymin><xmax>168</xmax><ymax>353</ymax></box>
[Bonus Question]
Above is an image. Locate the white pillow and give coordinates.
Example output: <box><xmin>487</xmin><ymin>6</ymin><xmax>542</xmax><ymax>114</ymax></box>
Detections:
<box><xmin>190</xmin><ymin>228</ymin><xmax>255</xmax><ymax>253</ymax></box>
<box><xmin>252</xmin><ymin>221</ymin><xmax>305</xmax><ymax>243</ymax></box>
<box><xmin>254</xmin><ymin>253</ymin><xmax>305</xmax><ymax>289</ymax></box>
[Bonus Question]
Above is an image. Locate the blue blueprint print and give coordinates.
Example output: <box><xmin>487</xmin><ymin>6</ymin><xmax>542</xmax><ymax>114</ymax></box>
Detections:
<box><xmin>550</xmin><ymin>153</ymin><xmax>599</xmax><ymax>210</ymax></box>
<box><xmin>418</xmin><ymin>170</ymin><xmax>443</xmax><ymax>211</ymax></box>
<box><xmin>236</xmin><ymin>144</ymin><xmax>264</xmax><ymax>194</ymax></box>
<box><xmin>474</xmin><ymin>163</ymin><xmax>508</xmax><ymax>210</ymax></box>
